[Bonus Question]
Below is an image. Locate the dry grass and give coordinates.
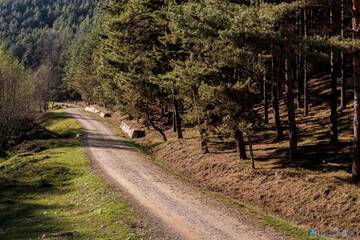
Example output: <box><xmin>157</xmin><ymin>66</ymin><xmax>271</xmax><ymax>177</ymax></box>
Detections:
<box><xmin>101</xmin><ymin>75</ymin><xmax>359</xmax><ymax>239</ymax></box>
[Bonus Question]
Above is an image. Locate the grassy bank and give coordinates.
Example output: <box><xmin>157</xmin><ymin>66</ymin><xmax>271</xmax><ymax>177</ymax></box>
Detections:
<box><xmin>125</xmin><ymin>136</ymin><xmax>327</xmax><ymax>240</ymax></box>
<box><xmin>0</xmin><ymin>111</ymin><xmax>145</xmax><ymax>240</ymax></box>
<box><xmin>97</xmin><ymin>111</ymin><xmax>332</xmax><ymax>240</ymax></box>
<box><xmin>110</xmin><ymin>78</ymin><xmax>359</xmax><ymax>239</ymax></box>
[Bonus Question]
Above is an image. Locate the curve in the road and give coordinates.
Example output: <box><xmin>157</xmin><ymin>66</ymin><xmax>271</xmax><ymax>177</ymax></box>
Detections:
<box><xmin>67</xmin><ymin>108</ymin><xmax>286</xmax><ymax>240</ymax></box>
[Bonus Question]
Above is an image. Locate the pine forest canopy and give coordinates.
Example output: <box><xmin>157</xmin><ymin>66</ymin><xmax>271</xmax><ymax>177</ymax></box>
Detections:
<box><xmin>0</xmin><ymin>0</ymin><xmax>98</xmax><ymax>67</ymax></box>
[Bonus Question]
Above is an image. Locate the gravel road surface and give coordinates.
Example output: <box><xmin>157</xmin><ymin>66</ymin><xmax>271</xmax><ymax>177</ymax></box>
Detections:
<box><xmin>66</xmin><ymin>108</ymin><xmax>289</xmax><ymax>240</ymax></box>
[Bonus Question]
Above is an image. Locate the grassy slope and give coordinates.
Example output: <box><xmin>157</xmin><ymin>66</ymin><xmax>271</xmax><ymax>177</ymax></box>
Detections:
<box><xmin>130</xmin><ymin>77</ymin><xmax>359</xmax><ymax>239</ymax></box>
<box><xmin>0</xmin><ymin>111</ymin><xmax>144</xmax><ymax>240</ymax></box>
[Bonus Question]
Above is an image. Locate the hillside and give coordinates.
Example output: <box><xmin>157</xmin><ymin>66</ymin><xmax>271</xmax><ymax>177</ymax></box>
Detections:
<box><xmin>0</xmin><ymin>0</ymin><xmax>98</xmax><ymax>67</ymax></box>
<box><xmin>99</xmin><ymin>74</ymin><xmax>359</xmax><ymax>238</ymax></box>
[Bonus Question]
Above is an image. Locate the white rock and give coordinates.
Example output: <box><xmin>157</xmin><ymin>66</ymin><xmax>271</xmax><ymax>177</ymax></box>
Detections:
<box><xmin>120</xmin><ymin>121</ymin><xmax>145</xmax><ymax>139</ymax></box>
<box><xmin>99</xmin><ymin>112</ymin><xmax>111</xmax><ymax>118</ymax></box>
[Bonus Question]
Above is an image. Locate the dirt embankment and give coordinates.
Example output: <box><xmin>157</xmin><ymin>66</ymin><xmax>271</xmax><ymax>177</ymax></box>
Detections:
<box><xmin>102</xmin><ymin>109</ymin><xmax>359</xmax><ymax>239</ymax></box>
<box><xmin>139</xmin><ymin>129</ymin><xmax>359</xmax><ymax>238</ymax></box>
<box><xmin>93</xmin><ymin>78</ymin><xmax>360</xmax><ymax>239</ymax></box>
<box><xmin>97</xmin><ymin>76</ymin><xmax>360</xmax><ymax>239</ymax></box>
<box><xmin>156</xmin><ymin>141</ymin><xmax>358</xmax><ymax>232</ymax></box>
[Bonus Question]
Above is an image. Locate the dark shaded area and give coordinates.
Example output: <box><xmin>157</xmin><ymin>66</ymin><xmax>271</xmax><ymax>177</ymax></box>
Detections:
<box><xmin>85</xmin><ymin>135</ymin><xmax>132</xmax><ymax>150</ymax></box>
<box><xmin>208</xmin><ymin>139</ymin><xmax>237</xmax><ymax>154</ymax></box>
<box><xmin>0</xmin><ymin>113</ymin><xmax>60</xmax><ymax>152</ymax></box>
<box><xmin>0</xmin><ymin>121</ymin><xmax>83</xmax><ymax>240</ymax></box>
<box><xmin>256</xmin><ymin>142</ymin><xmax>353</xmax><ymax>173</ymax></box>
<box><xmin>201</xmin><ymin>76</ymin><xmax>354</xmax><ymax>176</ymax></box>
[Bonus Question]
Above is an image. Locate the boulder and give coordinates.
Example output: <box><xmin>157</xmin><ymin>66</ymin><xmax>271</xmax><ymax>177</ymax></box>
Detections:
<box><xmin>99</xmin><ymin>112</ymin><xmax>111</xmax><ymax>118</ymax></box>
<box><xmin>120</xmin><ymin>122</ymin><xmax>145</xmax><ymax>139</ymax></box>
<box><xmin>84</xmin><ymin>106</ymin><xmax>101</xmax><ymax>114</ymax></box>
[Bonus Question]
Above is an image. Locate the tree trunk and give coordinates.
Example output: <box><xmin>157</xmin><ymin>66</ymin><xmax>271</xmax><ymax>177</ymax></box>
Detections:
<box><xmin>149</xmin><ymin>118</ymin><xmax>167</xmax><ymax>142</ymax></box>
<box><xmin>340</xmin><ymin>53</ymin><xmax>346</xmax><ymax>111</ymax></box>
<box><xmin>329</xmin><ymin>7</ymin><xmax>339</xmax><ymax>145</ymax></box>
<box><xmin>303</xmin><ymin>8</ymin><xmax>309</xmax><ymax>116</ymax></box>
<box><xmin>284</xmin><ymin>33</ymin><xmax>298</xmax><ymax>161</ymax></box>
<box><xmin>296</xmin><ymin>10</ymin><xmax>302</xmax><ymax>109</ymax></box>
<box><xmin>297</xmin><ymin>54</ymin><xmax>303</xmax><ymax>109</ymax></box>
<box><xmin>352</xmin><ymin>0</ymin><xmax>360</xmax><ymax>183</ymax></box>
<box><xmin>146</xmin><ymin>106</ymin><xmax>167</xmax><ymax>142</ymax></box>
<box><xmin>263</xmin><ymin>71</ymin><xmax>269</xmax><ymax>124</ymax></box>
<box><xmin>235</xmin><ymin>129</ymin><xmax>248</xmax><ymax>160</ymax></box>
<box><xmin>330</xmin><ymin>49</ymin><xmax>339</xmax><ymax>144</ymax></box>
<box><xmin>166</xmin><ymin>106</ymin><xmax>173</xmax><ymax>126</ymax></box>
<box><xmin>172</xmin><ymin>112</ymin><xmax>177</xmax><ymax>132</ymax></box>
<box><xmin>174</xmin><ymin>99</ymin><xmax>183</xmax><ymax>139</ymax></box>
<box><xmin>271</xmin><ymin>56</ymin><xmax>284</xmax><ymax>141</ymax></box>
<box><xmin>340</xmin><ymin>3</ymin><xmax>346</xmax><ymax>111</ymax></box>
<box><xmin>200</xmin><ymin>128</ymin><xmax>209</xmax><ymax>154</ymax></box>
<box><xmin>248</xmin><ymin>135</ymin><xmax>255</xmax><ymax>169</ymax></box>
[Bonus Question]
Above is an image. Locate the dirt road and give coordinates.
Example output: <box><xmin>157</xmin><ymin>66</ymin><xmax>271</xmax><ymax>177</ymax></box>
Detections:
<box><xmin>66</xmin><ymin>108</ymin><xmax>287</xmax><ymax>240</ymax></box>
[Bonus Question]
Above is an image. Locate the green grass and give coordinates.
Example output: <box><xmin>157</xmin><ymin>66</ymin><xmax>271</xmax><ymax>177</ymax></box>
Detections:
<box><xmin>0</xmin><ymin>110</ymin><xmax>145</xmax><ymax>240</ymax></box>
<box><xmin>208</xmin><ymin>192</ymin><xmax>327</xmax><ymax>240</ymax></box>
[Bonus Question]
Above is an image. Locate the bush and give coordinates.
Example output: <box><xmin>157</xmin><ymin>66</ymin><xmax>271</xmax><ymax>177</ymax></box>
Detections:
<box><xmin>0</xmin><ymin>48</ymin><xmax>36</xmax><ymax>150</ymax></box>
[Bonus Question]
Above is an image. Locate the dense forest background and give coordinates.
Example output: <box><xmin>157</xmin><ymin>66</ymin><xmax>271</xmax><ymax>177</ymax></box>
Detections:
<box><xmin>0</xmin><ymin>0</ymin><xmax>98</xmax><ymax>99</ymax></box>
<box><xmin>0</xmin><ymin>0</ymin><xmax>98</xmax><ymax>152</ymax></box>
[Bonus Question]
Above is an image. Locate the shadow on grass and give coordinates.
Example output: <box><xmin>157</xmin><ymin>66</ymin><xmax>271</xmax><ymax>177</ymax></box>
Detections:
<box><xmin>0</xmin><ymin>180</ymin><xmax>76</xmax><ymax>239</ymax></box>
<box><xmin>294</xmin><ymin>142</ymin><xmax>353</xmax><ymax>172</ymax></box>
<box><xmin>0</xmin><ymin>175</ymin><xmax>68</xmax><ymax>239</ymax></box>
<box><xmin>121</xmin><ymin>138</ymin><xmax>162</xmax><ymax>154</ymax></box>
<box><xmin>208</xmin><ymin>139</ymin><xmax>237</xmax><ymax>154</ymax></box>
<box><xmin>0</xmin><ymin>131</ymin><xmax>83</xmax><ymax>239</ymax></box>
<box><xmin>207</xmin><ymin>131</ymin><xmax>353</xmax><ymax>175</ymax></box>
<box><xmin>0</xmin><ymin>200</ymin><xmax>64</xmax><ymax>239</ymax></box>
<box><xmin>42</xmin><ymin>111</ymin><xmax>73</xmax><ymax>124</ymax></box>
<box><xmin>260</xmin><ymin>142</ymin><xmax>353</xmax><ymax>173</ymax></box>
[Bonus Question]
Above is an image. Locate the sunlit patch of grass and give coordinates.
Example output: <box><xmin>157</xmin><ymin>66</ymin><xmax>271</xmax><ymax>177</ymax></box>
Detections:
<box><xmin>0</xmin><ymin>110</ymin><xmax>145</xmax><ymax>240</ymax></box>
<box><xmin>43</xmin><ymin>110</ymin><xmax>82</xmax><ymax>138</ymax></box>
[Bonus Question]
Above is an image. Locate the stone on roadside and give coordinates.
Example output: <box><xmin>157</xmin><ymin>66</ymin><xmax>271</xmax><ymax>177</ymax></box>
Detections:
<box><xmin>120</xmin><ymin>122</ymin><xmax>145</xmax><ymax>139</ymax></box>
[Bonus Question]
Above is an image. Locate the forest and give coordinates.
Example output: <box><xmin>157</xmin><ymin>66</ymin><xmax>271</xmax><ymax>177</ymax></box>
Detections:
<box><xmin>0</xmin><ymin>0</ymin><xmax>98</xmax><ymax>100</ymax></box>
<box><xmin>0</xmin><ymin>0</ymin><xmax>97</xmax><ymax>151</ymax></box>
<box><xmin>65</xmin><ymin>0</ymin><xmax>360</xmax><ymax>183</ymax></box>
<box><xmin>2</xmin><ymin>0</ymin><xmax>360</xmax><ymax>238</ymax></box>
